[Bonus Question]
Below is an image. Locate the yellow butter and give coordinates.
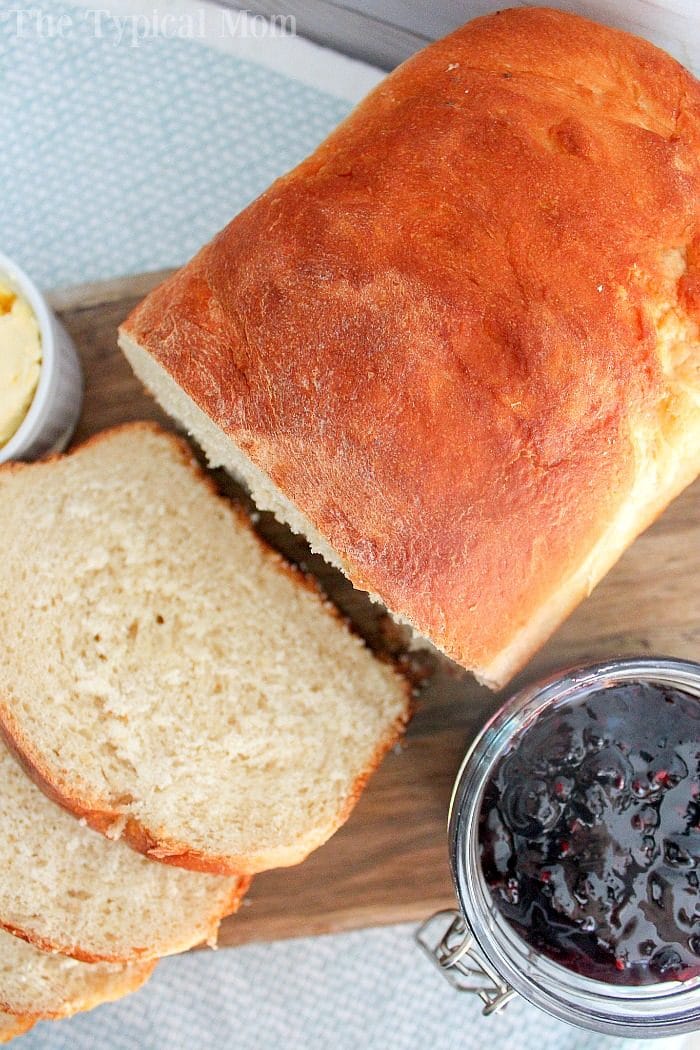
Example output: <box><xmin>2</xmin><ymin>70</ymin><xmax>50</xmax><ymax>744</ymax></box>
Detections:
<box><xmin>0</xmin><ymin>280</ymin><xmax>42</xmax><ymax>447</ymax></box>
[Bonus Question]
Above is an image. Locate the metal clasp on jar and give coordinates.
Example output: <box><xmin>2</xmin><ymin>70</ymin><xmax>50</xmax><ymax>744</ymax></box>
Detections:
<box><xmin>416</xmin><ymin>909</ymin><xmax>516</xmax><ymax>1015</ymax></box>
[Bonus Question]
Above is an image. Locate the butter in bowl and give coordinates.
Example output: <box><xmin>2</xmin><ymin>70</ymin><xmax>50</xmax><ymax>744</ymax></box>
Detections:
<box><xmin>0</xmin><ymin>252</ymin><xmax>83</xmax><ymax>464</ymax></box>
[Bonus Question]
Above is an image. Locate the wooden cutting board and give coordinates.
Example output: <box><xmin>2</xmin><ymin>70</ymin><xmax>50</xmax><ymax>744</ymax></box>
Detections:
<box><xmin>49</xmin><ymin>271</ymin><xmax>700</xmax><ymax>948</ymax></box>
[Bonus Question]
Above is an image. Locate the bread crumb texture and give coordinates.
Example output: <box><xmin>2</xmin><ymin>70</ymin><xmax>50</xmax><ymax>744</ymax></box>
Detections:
<box><xmin>0</xmin><ymin>740</ymin><xmax>245</xmax><ymax>962</ymax></box>
<box><xmin>0</xmin><ymin>424</ymin><xmax>409</xmax><ymax>873</ymax></box>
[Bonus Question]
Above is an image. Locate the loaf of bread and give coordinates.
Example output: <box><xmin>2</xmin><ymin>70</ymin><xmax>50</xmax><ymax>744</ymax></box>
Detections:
<box><xmin>0</xmin><ymin>741</ymin><xmax>247</xmax><ymax>961</ymax></box>
<box><xmin>0</xmin><ymin>423</ymin><xmax>409</xmax><ymax>874</ymax></box>
<box><xmin>120</xmin><ymin>7</ymin><xmax>700</xmax><ymax>688</ymax></box>
<box><xmin>0</xmin><ymin>927</ymin><xmax>154</xmax><ymax>1036</ymax></box>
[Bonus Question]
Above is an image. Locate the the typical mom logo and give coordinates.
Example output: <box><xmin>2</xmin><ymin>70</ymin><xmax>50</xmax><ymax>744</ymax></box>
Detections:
<box><xmin>5</xmin><ymin>6</ymin><xmax>297</xmax><ymax>46</ymax></box>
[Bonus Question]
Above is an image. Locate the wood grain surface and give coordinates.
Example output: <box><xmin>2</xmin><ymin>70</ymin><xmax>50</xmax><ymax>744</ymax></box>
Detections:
<box><xmin>49</xmin><ymin>272</ymin><xmax>700</xmax><ymax>948</ymax></box>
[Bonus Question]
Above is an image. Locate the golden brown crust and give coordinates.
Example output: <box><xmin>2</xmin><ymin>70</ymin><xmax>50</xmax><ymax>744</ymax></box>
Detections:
<box><xmin>0</xmin><ymin>419</ymin><xmax>171</xmax><ymax>478</ymax></box>
<box><xmin>0</xmin><ymin>960</ymin><xmax>156</xmax><ymax>1023</ymax></box>
<box><xmin>121</xmin><ymin>7</ymin><xmax>700</xmax><ymax>685</ymax></box>
<box><xmin>1</xmin><ymin>690</ymin><xmax>408</xmax><ymax>875</ymax></box>
<box><xmin>0</xmin><ymin>868</ymin><xmax>249</xmax><ymax>963</ymax></box>
<box><xmin>0</xmin><ymin>703</ymin><xmax>250</xmax><ymax>945</ymax></box>
<box><xmin>117</xmin><ymin>704</ymin><xmax>410</xmax><ymax>874</ymax></box>
<box><xmin>0</xmin><ymin>1013</ymin><xmax>35</xmax><ymax>1044</ymax></box>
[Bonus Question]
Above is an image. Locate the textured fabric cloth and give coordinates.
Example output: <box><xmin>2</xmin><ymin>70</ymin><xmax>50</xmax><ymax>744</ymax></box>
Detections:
<box><xmin>17</xmin><ymin>924</ymin><xmax>694</xmax><ymax>1050</ymax></box>
<box><xmin>0</xmin><ymin>0</ymin><xmax>363</xmax><ymax>288</ymax></box>
<box><xmin>0</xmin><ymin>2</ymin><xmax>695</xmax><ymax>1047</ymax></box>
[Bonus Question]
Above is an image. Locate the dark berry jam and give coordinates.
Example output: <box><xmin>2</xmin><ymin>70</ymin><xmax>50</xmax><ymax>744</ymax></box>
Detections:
<box><xmin>478</xmin><ymin>682</ymin><xmax>700</xmax><ymax>986</ymax></box>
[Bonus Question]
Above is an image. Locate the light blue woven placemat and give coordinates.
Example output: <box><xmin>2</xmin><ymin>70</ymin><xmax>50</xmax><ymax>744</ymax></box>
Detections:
<box><xmin>0</xmin><ymin>0</ymin><xmax>351</xmax><ymax>288</ymax></box>
<box><xmin>0</xmin><ymin>3</ymin><xmax>693</xmax><ymax>1048</ymax></box>
<box><xmin>18</xmin><ymin>923</ymin><xmax>686</xmax><ymax>1050</ymax></box>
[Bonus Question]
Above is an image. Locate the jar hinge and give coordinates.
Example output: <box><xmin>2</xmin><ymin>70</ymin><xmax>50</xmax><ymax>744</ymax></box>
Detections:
<box><xmin>415</xmin><ymin>909</ymin><xmax>516</xmax><ymax>1015</ymax></box>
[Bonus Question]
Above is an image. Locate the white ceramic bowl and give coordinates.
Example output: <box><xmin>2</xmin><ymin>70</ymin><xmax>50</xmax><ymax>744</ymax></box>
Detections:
<box><xmin>0</xmin><ymin>251</ymin><xmax>83</xmax><ymax>464</ymax></box>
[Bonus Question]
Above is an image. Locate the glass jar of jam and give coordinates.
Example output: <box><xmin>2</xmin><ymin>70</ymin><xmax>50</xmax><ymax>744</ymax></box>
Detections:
<box><xmin>417</xmin><ymin>658</ymin><xmax>700</xmax><ymax>1037</ymax></box>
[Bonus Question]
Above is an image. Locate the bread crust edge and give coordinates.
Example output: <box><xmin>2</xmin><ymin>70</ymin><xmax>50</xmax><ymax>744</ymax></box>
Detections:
<box><xmin>0</xmin><ymin>697</ymin><xmax>409</xmax><ymax>876</ymax></box>
<box><xmin>0</xmin><ymin>959</ymin><xmax>156</xmax><ymax>1022</ymax></box>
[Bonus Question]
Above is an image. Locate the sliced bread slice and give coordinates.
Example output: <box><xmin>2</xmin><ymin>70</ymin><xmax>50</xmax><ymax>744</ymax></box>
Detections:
<box><xmin>0</xmin><ymin>423</ymin><xmax>410</xmax><ymax>875</ymax></box>
<box><xmin>0</xmin><ymin>927</ymin><xmax>154</xmax><ymax>1023</ymax></box>
<box><xmin>0</xmin><ymin>741</ymin><xmax>247</xmax><ymax>962</ymax></box>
